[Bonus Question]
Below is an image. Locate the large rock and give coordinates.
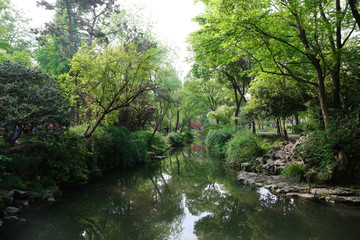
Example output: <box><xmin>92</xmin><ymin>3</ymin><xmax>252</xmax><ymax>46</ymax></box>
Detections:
<box><xmin>5</xmin><ymin>189</ymin><xmax>39</xmax><ymax>206</ymax></box>
<box><xmin>4</xmin><ymin>206</ymin><xmax>21</xmax><ymax>216</ymax></box>
<box><xmin>42</xmin><ymin>189</ymin><xmax>56</xmax><ymax>204</ymax></box>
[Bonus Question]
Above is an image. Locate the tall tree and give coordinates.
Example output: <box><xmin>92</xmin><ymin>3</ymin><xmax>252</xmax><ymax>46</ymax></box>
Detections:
<box><xmin>190</xmin><ymin>0</ymin><xmax>359</xmax><ymax>128</ymax></box>
<box><xmin>0</xmin><ymin>1</ymin><xmax>33</xmax><ymax>64</ymax></box>
<box><xmin>63</xmin><ymin>42</ymin><xmax>161</xmax><ymax>138</ymax></box>
<box><xmin>0</xmin><ymin>61</ymin><xmax>70</xmax><ymax>145</ymax></box>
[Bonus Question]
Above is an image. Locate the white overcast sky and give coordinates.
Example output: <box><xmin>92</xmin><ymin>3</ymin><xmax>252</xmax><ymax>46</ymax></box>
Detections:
<box><xmin>10</xmin><ymin>0</ymin><xmax>204</xmax><ymax>81</ymax></box>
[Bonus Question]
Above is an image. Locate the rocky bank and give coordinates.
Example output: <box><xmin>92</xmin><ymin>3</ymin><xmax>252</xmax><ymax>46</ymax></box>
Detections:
<box><xmin>233</xmin><ymin>136</ymin><xmax>360</xmax><ymax>205</ymax></box>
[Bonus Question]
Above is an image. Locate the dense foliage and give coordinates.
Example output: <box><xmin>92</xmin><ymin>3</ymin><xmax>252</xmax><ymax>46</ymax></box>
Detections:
<box><xmin>226</xmin><ymin>132</ymin><xmax>264</xmax><ymax>164</ymax></box>
<box><xmin>0</xmin><ymin>61</ymin><xmax>70</xmax><ymax>145</ymax></box>
<box><xmin>293</xmin><ymin>123</ymin><xmax>360</xmax><ymax>184</ymax></box>
<box><xmin>205</xmin><ymin>127</ymin><xmax>234</xmax><ymax>154</ymax></box>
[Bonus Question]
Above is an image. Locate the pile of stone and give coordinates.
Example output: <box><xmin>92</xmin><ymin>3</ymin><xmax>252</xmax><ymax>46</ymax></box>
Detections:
<box><xmin>0</xmin><ymin>188</ymin><xmax>57</xmax><ymax>227</ymax></box>
<box><xmin>233</xmin><ymin>136</ymin><xmax>307</xmax><ymax>175</ymax></box>
<box><xmin>237</xmin><ymin>171</ymin><xmax>360</xmax><ymax>205</ymax></box>
<box><xmin>235</xmin><ymin>136</ymin><xmax>360</xmax><ymax>205</ymax></box>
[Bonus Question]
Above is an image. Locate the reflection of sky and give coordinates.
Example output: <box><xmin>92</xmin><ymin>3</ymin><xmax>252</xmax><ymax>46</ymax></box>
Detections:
<box><xmin>157</xmin><ymin>173</ymin><xmax>172</xmax><ymax>186</ymax></box>
<box><xmin>204</xmin><ymin>182</ymin><xmax>228</xmax><ymax>197</ymax></box>
<box><xmin>258</xmin><ymin>187</ymin><xmax>278</xmax><ymax>205</ymax></box>
<box><xmin>257</xmin><ymin>187</ymin><xmax>295</xmax><ymax>212</ymax></box>
<box><xmin>170</xmin><ymin>195</ymin><xmax>211</xmax><ymax>240</ymax></box>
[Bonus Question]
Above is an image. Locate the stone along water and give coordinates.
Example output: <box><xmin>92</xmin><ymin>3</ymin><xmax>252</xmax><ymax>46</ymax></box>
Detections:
<box><xmin>2</xmin><ymin>144</ymin><xmax>360</xmax><ymax>240</ymax></box>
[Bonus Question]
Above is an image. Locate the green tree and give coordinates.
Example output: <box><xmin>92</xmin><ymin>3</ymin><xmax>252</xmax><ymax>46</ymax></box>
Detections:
<box><xmin>148</xmin><ymin>67</ymin><xmax>181</xmax><ymax>145</ymax></box>
<box><xmin>0</xmin><ymin>0</ymin><xmax>10</xmax><ymax>55</ymax></box>
<box><xmin>190</xmin><ymin>0</ymin><xmax>359</xmax><ymax>128</ymax></box>
<box><xmin>63</xmin><ymin>42</ymin><xmax>160</xmax><ymax>138</ymax></box>
<box><xmin>0</xmin><ymin>1</ymin><xmax>33</xmax><ymax>64</ymax></box>
<box><xmin>246</xmin><ymin>74</ymin><xmax>309</xmax><ymax>139</ymax></box>
<box><xmin>0</xmin><ymin>61</ymin><xmax>70</xmax><ymax>145</ymax></box>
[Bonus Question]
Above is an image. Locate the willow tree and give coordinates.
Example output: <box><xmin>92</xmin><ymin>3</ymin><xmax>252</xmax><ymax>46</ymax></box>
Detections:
<box><xmin>63</xmin><ymin>42</ymin><xmax>160</xmax><ymax>138</ymax></box>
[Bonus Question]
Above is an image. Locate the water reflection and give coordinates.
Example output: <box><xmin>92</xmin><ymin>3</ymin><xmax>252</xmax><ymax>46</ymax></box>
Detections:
<box><xmin>2</xmin><ymin>145</ymin><xmax>360</xmax><ymax>240</ymax></box>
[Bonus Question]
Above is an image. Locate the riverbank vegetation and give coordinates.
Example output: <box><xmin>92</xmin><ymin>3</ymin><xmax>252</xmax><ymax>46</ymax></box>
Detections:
<box><xmin>1</xmin><ymin>0</ymin><xmax>360</xmax><ymax>216</ymax></box>
<box><xmin>188</xmin><ymin>0</ymin><xmax>360</xmax><ymax>185</ymax></box>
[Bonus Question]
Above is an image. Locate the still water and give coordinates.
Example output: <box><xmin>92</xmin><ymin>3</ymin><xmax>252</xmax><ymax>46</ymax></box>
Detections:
<box><xmin>2</xmin><ymin>145</ymin><xmax>360</xmax><ymax>240</ymax></box>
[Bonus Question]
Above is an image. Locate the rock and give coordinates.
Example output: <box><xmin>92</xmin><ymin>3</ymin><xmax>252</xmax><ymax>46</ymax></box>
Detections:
<box><xmin>5</xmin><ymin>206</ymin><xmax>21</xmax><ymax>216</ymax></box>
<box><xmin>14</xmin><ymin>200</ymin><xmax>29</xmax><ymax>208</ymax></box>
<box><xmin>241</xmin><ymin>162</ymin><xmax>250</xmax><ymax>171</ymax></box>
<box><xmin>310</xmin><ymin>188</ymin><xmax>330</xmax><ymax>196</ymax></box>
<box><xmin>229</xmin><ymin>161</ymin><xmax>241</xmax><ymax>170</ymax></box>
<box><xmin>335</xmin><ymin>151</ymin><xmax>348</xmax><ymax>172</ymax></box>
<box><xmin>92</xmin><ymin>169</ymin><xmax>102</xmax><ymax>178</ymax></box>
<box><xmin>286</xmin><ymin>193</ymin><xmax>315</xmax><ymax>200</ymax></box>
<box><xmin>253</xmin><ymin>157</ymin><xmax>263</xmax><ymax>166</ymax></box>
<box><xmin>42</xmin><ymin>190</ymin><xmax>56</xmax><ymax>204</ymax></box>
<box><xmin>4</xmin><ymin>216</ymin><xmax>26</xmax><ymax>223</ymax></box>
<box><xmin>5</xmin><ymin>189</ymin><xmax>39</xmax><ymax>205</ymax></box>
<box><xmin>9</xmin><ymin>144</ymin><xmax>33</xmax><ymax>154</ymax></box>
<box><xmin>147</xmin><ymin>152</ymin><xmax>156</xmax><ymax>158</ymax></box>
<box><xmin>304</xmin><ymin>168</ymin><xmax>319</xmax><ymax>183</ymax></box>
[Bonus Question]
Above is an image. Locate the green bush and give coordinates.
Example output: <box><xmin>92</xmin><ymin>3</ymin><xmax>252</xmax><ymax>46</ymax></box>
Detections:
<box><xmin>294</xmin><ymin>122</ymin><xmax>360</xmax><ymax>183</ymax></box>
<box><xmin>292</xmin><ymin>121</ymin><xmax>319</xmax><ymax>134</ymax></box>
<box><xmin>282</xmin><ymin>164</ymin><xmax>305</xmax><ymax>182</ymax></box>
<box><xmin>167</xmin><ymin>132</ymin><xmax>185</xmax><ymax>147</ymax></box>
<box><xmin>0</xmin><ymin>175</ymin><xmax>29</xmax><ymax>190</ymax></box>
<box><xmin>226</xmin><ymin>132</ymin><xmax>264</xmax><ymax>164</ymax></box>
<box><xmin>46</xmin><ymin>131</ymin><xmax>91</xmax><ymax>185</ymax></box>
<box><xmin>205</xmin><ymin>127</ymin><xmax>234</xmax><ymax>154</ymax></box>
<box><xmin>0</xmin><ymin>154</ymin><xmax>12</xmax><ymax>179</ymax></box>
<box><xmin>256</xmin><ymin>134</ymin><xmax>284</xmax><ymax>154</ymax></box>
<box><xmin>92</xmin><ymin>126</ymin><xmax>147</xmax><ymax>170</ymax></box>
<box><xmin>132</xmin><ymin>130</ymin><xmax>170</xmax><ymax>155</ymax></box>
<box><xmin>182</xmin><ymin>131</ymin><xmax>194</xmax><ymax>144</ymax></box>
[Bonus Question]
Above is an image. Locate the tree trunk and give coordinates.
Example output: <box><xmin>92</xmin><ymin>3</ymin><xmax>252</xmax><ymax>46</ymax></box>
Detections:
<box><xmin>84</xmin><ymin>110</ymin><xmax>108</xmax><ymax>138</ymax></box>
<box><xmin>276</xmin><ymin>118</ymin><xmax>281</xmax><ymax>136</ymax></box>
<box><xmin>252</xmin><ymin>121</ymin><xmax>256</xmax><ymax>134</ymax></box>
<box><xmin>333</xmin><ymin>0</ymin><xmax>342</xmax><ymax>109</ymax></box>
<box><xmin>175</xmin><ymin>110</ymin><xmax>179</xmax><ymax>132</ymax></box>
<box><xmin>180</xmin><ymin>120</ymin><xmax>186</xmax><ymax>133</ymax></box>
<box><xmin>317</xmin><ymin>78</ymin><xmax>331</xmax><ymax>129</ymax></box>
<box><xmin>349</xmin><ymin>0</ymin><xmax>360</xmax><ymax>30</ymax></box>
<box><xmin>282</xmin><ymin>118</ymin><xmax>288</xmax><ymax>140</ymax></box>
<box><xmin>148</xmin><ymin>109</ymin><xmax>167</xmax><ymax>147</ymax></box>
<box><xmin>295</xmin><ymin>112</ymin><xmax>300</xmax><ymax>125</ymax></box>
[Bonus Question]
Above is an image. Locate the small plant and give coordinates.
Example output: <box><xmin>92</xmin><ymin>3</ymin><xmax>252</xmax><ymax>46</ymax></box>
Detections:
<box><xmin>205</xmin><ymin>127</ymin><xmax>233</xmax><ymax>154</ymax></box>
<box><xmin>167</xmin><ymin>132</ymin><xmax>185</xmax><ymax>147</ymax></box>
<box><xmin>282</xmin><ymin>164</ymin><xmax>305</xmax><ymax>182</ymax></box>
<box><xmin>182</xmin><ymin>131</ymin><xmax>194</xmax><ymax>144</ymax></box>
<box><xmin>226</xmin><ymin>131</ymin><xmax>263</xmax><ymax>164</ymax></box>
<box><xmin>293</xmin><ymin>122</ymin><xmax>360</xmax><ymax>184</ymax></box>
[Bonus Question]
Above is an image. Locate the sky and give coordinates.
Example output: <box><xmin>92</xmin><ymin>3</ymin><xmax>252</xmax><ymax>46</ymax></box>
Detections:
<box><xmin>10</xmin><ymin>0</ymin><xmax>205</xmax><ymax>81</ymax></box>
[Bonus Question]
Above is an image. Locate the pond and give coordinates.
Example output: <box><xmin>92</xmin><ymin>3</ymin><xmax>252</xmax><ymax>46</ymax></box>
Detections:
<box><xmin>2</xmin><ymin>144</ymin><xmax>360</xmax><ymax>240</ymax></box>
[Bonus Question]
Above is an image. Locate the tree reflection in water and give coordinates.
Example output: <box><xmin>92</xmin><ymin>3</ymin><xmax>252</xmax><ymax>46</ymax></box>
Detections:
<box><xmin>3</xmin><ymin>144</ymin><xmax>360</xmax><ymax>240</ymax></box>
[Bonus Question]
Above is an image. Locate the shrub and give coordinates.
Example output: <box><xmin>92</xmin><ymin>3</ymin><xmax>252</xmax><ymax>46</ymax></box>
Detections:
<box><xmin>167</xmin><ymin>132</ymin><xmax>185</xmax><ymax>147</ymax></box>
<box><xmin>46</xmin><ymin>131</ymin><xmax>91</xmax><ymax>185</ymax></box>
<box><xmin>205</xmin><ymin>127</ymin><xmax>234</xmax><ymax>154</ymax></box>
<box><xmin>292</xmin><ymin>121</ymin><xmax>319</xmax><ymax>134</ymax></box>
<box><xmin>92</xmin><ymin>126</ymin><xmax>147</xmax><ymax>170</ymax></box>
<box><xmin>282</xmin><ymin>164</ymin><xmax>305</xmax><ymax>182</ymax></box>
<box><xmin>0</xmin><ymin>154</ymin><xmax>12</xmax><ymax>179</ymax></box>
<box><xmin>293</xmin><ymin>122</ymin><xmax>360</xmax><ymax>184</ymax></box>
<box><xmin>182</xmin><ymin>131</ymin><xmax>194</xmax><ymax>144</ymax></box>
<box><xmin>226</xmin><ymin>132</ymin><xmax>263</xmax><ymax>164</ymax></box>
<box><xmin>132</xmin><ymin>130</ymin><xmax>170</xmax><ymax>155</ymax></box>
<box><xmin>256</xmin><ymin>134</ymin><xmax>284</xmax><ymax>154</ymax></box>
